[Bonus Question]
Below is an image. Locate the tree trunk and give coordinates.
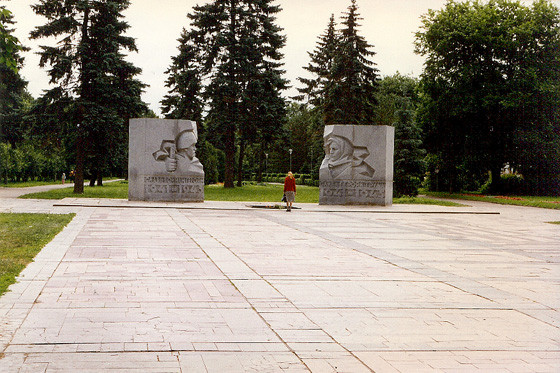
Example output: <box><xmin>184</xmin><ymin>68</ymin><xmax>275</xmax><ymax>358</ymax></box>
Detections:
<box><xmin>74</xmin><ymin>5</ymin><xmax>90</xmax><ymax>195</ymax></box>
<box><xmin>97</xmin><ymin>172</ymin><xmax>103</xmax><ymax>186</ymax></box>
<box><xmin>74</xmin><ymin>133</ymin><xmax>85</xmax><ymax>194</ymax></box>
<box><xmin>490</xmin><ymin>166</ymin><xmax>502</xmax><ymax>194</ymax></box>
<box><xmin>237</xmin><ymin>139</ymin><xmax>245</xmax><ymax>187</ymax></box>
<box><xmin>257</xmin><ymin>144</ymin><xmax>263</xmax><ymax>183</ymax></box>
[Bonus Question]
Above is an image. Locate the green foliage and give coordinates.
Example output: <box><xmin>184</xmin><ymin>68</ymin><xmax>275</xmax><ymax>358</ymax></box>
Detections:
<box><xmin>30</xmin><ymin>0</ymin><xmax>148</xmax><ymax>191</ymax></box>
<box><xmin>375</xmin><ymin>73</ymin><xmax>420</xmax><ymax>126</ymax></box>
<box><xmin>327</xmin><ymin>0</ymin><xmax>379</xmax><ymax>125</ymax></box>
<box><xmin>172</xmin><ymin>0</ymin><xmax>288</xmax><ymax>188</ymax></box>
<box><xmin>201</xmin><ymin>141</ymin><xmax>224</xmax><ymax>185</ymax></box>
<box><xmin>0</xmin><ymin>6</ymin><xmax>29</xmax><ymax>146</ymax></box>
<box><xmin>296</xmin><ymin>14</ymin><xmax>339</xmax><ymax>121</ymax></box>
<box><xmin>0</xmin><ymin>213</ymin><xmax>74</xmax><ymax>296</ymax></box>
<box><xmin>284</xmin><ymin>103</ymin><xmax>323</xmax><ymax>177</ymax></box>
<box><xmin>393</xmin><ymin>110</ymin><xmax>426</xmax><ymax>197</ymax></box>
<box><xmin>416</xmin><ymin>0</ymin><xmax>560</xmax><ymax>195</ymax></box>
<box><xmin>479</xmin><ymin>173</ymin><xmax>527</xmax><ymax>195</ymax></box>
<box><xmin>161</xmin><ymin>28</ymin><xmax>203</xmax><ymax>123</ymax></box>
<box><xmin>0</xmin><ymin>7</ymin><xmax>22</xmax><ymax>72</ymax></box>
<box><xmin>0</xmin><ymin>142</ymin><xmax>66</xmax><ymax>184</ymax></box>
<box><xmin>297</xmin><ymin>0</ymin><xmax>378</xmax><ymax>126</ymax></box>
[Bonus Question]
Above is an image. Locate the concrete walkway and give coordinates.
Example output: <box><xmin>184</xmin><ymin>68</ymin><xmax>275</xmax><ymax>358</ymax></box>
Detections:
<box><xmin>0</xmin><ymin>191</ymin><xmax>559</xmax><ymax>372</ymax></box>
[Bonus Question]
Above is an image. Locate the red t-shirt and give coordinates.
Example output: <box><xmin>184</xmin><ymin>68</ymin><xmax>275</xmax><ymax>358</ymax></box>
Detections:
<box><xmin>284</xmin><ymin>176</ymin><xmax>296</xmax><ymax>192</ymax></box>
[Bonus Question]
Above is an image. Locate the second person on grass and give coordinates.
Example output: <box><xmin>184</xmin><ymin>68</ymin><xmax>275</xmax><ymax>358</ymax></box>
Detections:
<box><xmin>283</xmin><ymin>171</ymin><xmax>296</xmax><ymax>212</ymax></box>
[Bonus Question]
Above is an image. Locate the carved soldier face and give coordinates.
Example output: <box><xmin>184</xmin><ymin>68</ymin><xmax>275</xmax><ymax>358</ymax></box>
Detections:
<box><xmin>185</xmin><ymin>145</ymin><xmax>196</xmax><ymax>159</ymax></box>
<box><xmin>176</xmin><ymin>131</ymin><xmax>197</xmax><ymax>160</ymax></box>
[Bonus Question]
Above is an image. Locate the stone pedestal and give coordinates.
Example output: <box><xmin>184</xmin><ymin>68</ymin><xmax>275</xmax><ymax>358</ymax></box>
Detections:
<box><xmin>128</xmin><ymin>118</ymin><xmax>204</xmax><ymax>202</ymax></box>
<box><xmin>319</xmin><ymin>125</ymin><xmax>394</xmax><ymax>206</ymax></box>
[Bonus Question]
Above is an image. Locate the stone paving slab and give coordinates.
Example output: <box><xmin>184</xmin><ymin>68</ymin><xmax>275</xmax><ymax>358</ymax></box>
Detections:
<box><xmin>0</xmin><ymin>197</ymin><xmax>559</xmax><ymax>372</ymax></box>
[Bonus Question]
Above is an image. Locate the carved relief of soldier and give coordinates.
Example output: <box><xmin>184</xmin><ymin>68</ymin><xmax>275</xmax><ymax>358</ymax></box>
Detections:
<box><xmin>152</xmin><ymin>129</ymin><xmax>204</xmax><ymax>176</ymax></box>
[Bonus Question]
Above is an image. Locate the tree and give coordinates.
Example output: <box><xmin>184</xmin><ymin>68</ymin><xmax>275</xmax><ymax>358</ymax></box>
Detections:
<box><xmin>174</xmin><ymin>0</ymin><xmax>287</xmax><ymax>188</ymax></box>
<box><xmin>0</xmin><ymin>6</ymin><xmax>21</xmax><ymax>72</ymax></box>
<box><xmin>296</xmin><ymin>14</ymin><xmax>339</xmax><ymax>123</ymax></box>
<box><xmin>31</xmin><ymin>0</ymin><xmax>147</xmax><ymax>193</ymax></box>
<box><xmin>162</xmin><ymin>27</ymin><xmax>222</xmax><ymax>185</ymax></box>
<box><xmin>161</xmin><ymin>28</ymin><xmax>203</xmax><ymax>123</ymax></box>
<box><xmin>375</xmin><ymin>73</ymin><xmax>419</xmax><ymax>127</ymax></box>
<box><xmin>0</xmin><ymin>6</ymin><xmax>28</xmax><ymax>146</ymax></box>
<box><xmin>327</xmin><ymin>0</ymin><xmax>379</xmax><ymax>125</ymax></box>
<box><xmin>393</xmin><ymin>110</ymin><xmax>426</xmax><ymax>197</ymax></box>
<box><xmin>416</xmin><ymin>0</ymin><xmax>560</xmax><ymax>194</ymax></box>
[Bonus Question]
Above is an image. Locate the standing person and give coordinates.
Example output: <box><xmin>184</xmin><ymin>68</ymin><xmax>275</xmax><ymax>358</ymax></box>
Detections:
<box><xmin>283</xmin><ymin>171</ymin><xmax>296</xmax><ymax>212</ymax></box>
<box><xmin>61</xmin><ymin>172</ymin><xmax>66</xmax><ymax>184</ymax></box>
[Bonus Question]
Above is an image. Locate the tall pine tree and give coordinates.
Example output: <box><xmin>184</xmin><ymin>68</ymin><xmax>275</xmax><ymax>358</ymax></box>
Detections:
<box><xmin>328</xmin><ymin>0</ymin><xmax>378</xmax><ymax>125</ymax></box>
<box><xmin>31</xmin><ymin>0</ymin><xmax>147</xmax><ymax>192</ymax></box>
<box><xmin>173</xmin><ymin>0</ymin><xmax>287</xmax><ymax>188</ymax></box>
<box><xmin>297</xmin><ymin>0</ymin><xmax>378</xmax><ymax>125</ymax></box>
<box><xmin>296</xmin><ymin>14</ymin><xmax>339</xmax><ymax>124</ymax></box>
<box><xmin>0</xmin><ymin>6</ymin><xmax>21</xmax><ymax>72</ymax></box>
<box><xmin>161</xmin><ymin>28</ymin><xmax>203</xmax><ymax>123</ymax></box>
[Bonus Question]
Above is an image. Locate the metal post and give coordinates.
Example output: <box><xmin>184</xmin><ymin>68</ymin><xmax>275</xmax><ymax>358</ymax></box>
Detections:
<box><xmin>265</xmin><ymin>153</ymin><xmax>268</xmax><ymax>175</ymax></box>
<box><xmin>289</xmin><ymin>148</ymin><xmax>293</xmax><ymax>171</ymax></box>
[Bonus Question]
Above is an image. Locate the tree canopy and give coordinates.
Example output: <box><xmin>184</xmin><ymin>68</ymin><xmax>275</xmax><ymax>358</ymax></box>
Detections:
<box><xmin>31</xmin><ymin>0</ymin><xmax>148</xmax><ymax>192</ymax></box>
<box><xmin>416</xmin><ymin>0</ymin><xmax>560</xmax><ymax>194</ymax></box>
<box><xmin>0</xmin><ymin>6</ymin><xmax>21</xmax><ymax>72</ymax></box>
<box><xmin>297</xmin><ymin>0</ymin><xmax>378</xmax><ymax>126</ymax></box>
<box><xmin>164</xmin><ymin>0</ymin><xmax>288</xmax><ymax>188</ymax></box>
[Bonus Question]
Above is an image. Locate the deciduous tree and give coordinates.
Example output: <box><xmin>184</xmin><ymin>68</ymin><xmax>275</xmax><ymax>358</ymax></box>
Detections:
<box><xmin>416</xmin><ymin>0</ymin><xmax>560</xmax><ymax>194</ymax></box>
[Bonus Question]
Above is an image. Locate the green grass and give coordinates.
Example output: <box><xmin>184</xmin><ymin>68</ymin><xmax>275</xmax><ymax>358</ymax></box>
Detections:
<box><xmin>393</xmin><ymin>196</ymin><xmax>465</xmax><ymax>207</ymax></box>
<box><xmin>2</xmin><ymin>180</ymin><xmax>64</xmax><ymax>188</ymax></box>
<box><xmin>424</xmin><ymin>191</ymin><xmax>560</xmax><ymax>209</ymax></box>
<box><xmin>3</xmin><ymin>177</ymin><xmax>120</xmax><ymax>189</ymax></box>
<box><xmin>205</xmin><ymin>183</ymin><xmax>320</xmax><ymax>203</ymax></box>
<box><xmin>20</xmin><ymin>180</ymin><xmax>465</xmax><ymax>206</ymax></box>
<box><xmin>0</xmin><ymin>213</ymin><xmax>75</xmax><ymax>296</ymax></box>
<box><xmin>20</xmin><ymin>180</ymin><xmax>129</xmax><ymax>199</ymax></box>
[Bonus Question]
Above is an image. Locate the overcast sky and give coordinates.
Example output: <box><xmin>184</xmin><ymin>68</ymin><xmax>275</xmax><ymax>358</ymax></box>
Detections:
<box><xmin>5</xmin><ymin>0</ymin><xmax>558</xmax><ymax>116</ymax></box>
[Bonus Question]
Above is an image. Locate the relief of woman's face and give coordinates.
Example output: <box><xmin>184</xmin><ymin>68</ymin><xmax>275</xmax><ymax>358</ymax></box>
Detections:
<box><xmin>328</xmin><ymin>136</ymin><xmax>350</xmax><ymax>162</ymax></box>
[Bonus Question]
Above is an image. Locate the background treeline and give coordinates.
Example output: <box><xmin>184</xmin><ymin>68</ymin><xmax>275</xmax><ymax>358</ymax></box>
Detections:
<box><xmin>1</xmin><ymin>0</ymin><xmax>559</xmax><ymax>196</ymax></box>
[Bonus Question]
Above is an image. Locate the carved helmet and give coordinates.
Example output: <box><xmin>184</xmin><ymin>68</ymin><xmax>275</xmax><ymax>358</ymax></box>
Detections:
<box><xmin>175</xmin><ymin>130</ymin><xmax>197</xmax><ymax>151</ymax></box>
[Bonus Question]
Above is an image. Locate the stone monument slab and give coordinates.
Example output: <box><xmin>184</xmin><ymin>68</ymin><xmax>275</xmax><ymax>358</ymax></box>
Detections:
<box><xmin>128</xmin><ymin>118</ymin><xmax>204</xmax><ymax>202</ymax></box>
<box><xmin>319</xmin><ymin>125</ymin><xmax>394</xmax><ymax>206</ymax></box>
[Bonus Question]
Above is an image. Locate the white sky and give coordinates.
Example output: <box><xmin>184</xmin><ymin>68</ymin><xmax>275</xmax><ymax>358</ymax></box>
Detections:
<box><xmin>5</xmin><ymin>0</ymin><xmax>558</xmax><ymax>116</ymax></box>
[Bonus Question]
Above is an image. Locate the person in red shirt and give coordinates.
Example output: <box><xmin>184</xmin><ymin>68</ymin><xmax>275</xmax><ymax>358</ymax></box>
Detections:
<box><xmin>283</xmin><ymin>171</ymin><xmax>296</xmax><ymax>212</ymax></box>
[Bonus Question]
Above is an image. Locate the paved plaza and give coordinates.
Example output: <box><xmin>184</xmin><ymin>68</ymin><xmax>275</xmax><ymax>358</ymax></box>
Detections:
<box><xmin>0</xmin><ymin>188</ymin><xmax>559</xmax><ymax>372</ymax></box>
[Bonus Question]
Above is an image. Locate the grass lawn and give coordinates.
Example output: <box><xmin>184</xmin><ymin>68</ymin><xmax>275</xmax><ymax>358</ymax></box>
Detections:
<box><xmin>1</xmin><ymin>180</ymin><xmax>65</xmax><ymax>188</ymax></box>
<box><xmin>19</xmin><ymin>180</ymin><xmax>464</xmax><ymax>206</ymax></box>
<box><xmin>20</xmin><ymin>180</ymin><xmax>129</xmax><ymax>199</ymax></box>
<box><xmin>0</xmin><ymin>213</ymin><xmax>75</xmax><ymax>296</ymax></box>
<box><xmin>423</xmin><ymin>191</ymin><xmax>560</xmax><ymax>210</ymax></box>
<box><xmin>3</xmin><ymin>177</ymin><xmax>121</xmax><ymax>189</ymax></box>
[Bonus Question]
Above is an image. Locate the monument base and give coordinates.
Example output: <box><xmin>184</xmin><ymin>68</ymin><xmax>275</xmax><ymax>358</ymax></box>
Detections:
<box><xmin>129</xmin><ymin>175</ymin><xmax>204</xmax><ymax>202</ymax></box>
<box><xmin>320</xmin><ymin>180</ymin><xmax>392</xmax><ymax>206</ymax></box>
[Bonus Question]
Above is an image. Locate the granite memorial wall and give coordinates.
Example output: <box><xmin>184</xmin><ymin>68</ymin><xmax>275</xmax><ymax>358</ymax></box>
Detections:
<box><xmin>319</xmin><ymin>125</ymin><xmax>394</xmax><ymax>206</ymax></box>
<box><xmin>128</xmin><ymin>118</ymin><xmax>204</xmax><ymax>202</ymax></box>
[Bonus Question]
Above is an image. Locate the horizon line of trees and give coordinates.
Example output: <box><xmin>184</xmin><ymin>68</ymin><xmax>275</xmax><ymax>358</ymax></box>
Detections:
<box><xmin>1</xmin><ymin>0</ymin><xmax>559</xmax><ymax>196</ymax></box>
